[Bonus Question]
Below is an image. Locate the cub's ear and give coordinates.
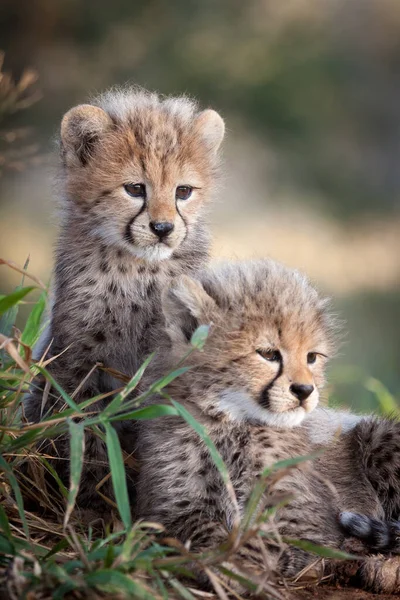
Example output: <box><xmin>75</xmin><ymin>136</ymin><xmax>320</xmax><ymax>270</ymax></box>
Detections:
<box><xmin>193</xmin><ymin>109</ymin><xmax>225</xmax><ymax>156</ymax></box>
<box><xmin>162</xmin><ymin>275</ymin><xmax>217</xmax><ymax>344</ymax></box>
<box><xmin>60</xmin><ymin>104</ymin><xmax>112</xmax><ymax>167</ymax></box>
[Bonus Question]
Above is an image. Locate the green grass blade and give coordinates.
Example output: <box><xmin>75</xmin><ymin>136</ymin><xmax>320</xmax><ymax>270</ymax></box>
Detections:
<box><xmin>168</xmin><ymin>577</ymin><xmax>197</xmax><ymax>600</ymax></box>
<box><xmin>152</xmin><ymin>367</ymin><xmax>190</xmax><ymax>393</ymax></box>
<box><xmin>0</xmin><ymin>504</ymin><xmax>12</xmax><ymax>540</ymax></box>
<box><xmin>21</xmin><ymin>290</ymin><xmax>47</xmax><ymax>347</ymax></box>
<box><xmin>170</xmin><ymin>400</ymin><xmax>229</xmax><ymax>486</ymax></box>
<box><xmin>0</xmin><ymin>286</ymin><xmax>36</xmax><ymax>316</ymax></box>
<box><xmin>0</xmin><ymin>454</ymin><xmax>30</xmax><ymax>543</ymax></box>
<box><xmin>34</xmin><ymin>366</ymin><xmax>83</xmax><ymax>413</ymax></box>
<box><xmin>104</xmin><ymin>421</ymin><xmax>132</xmax><ymax>530</ymax></box>
<box><xmin>365</xmin><ymin>377</ymin><xmax>399</xmax><ymax>416</ymax></box>
<box><xmin>53</xmin><ymin>580</ymin><xmax>79</xmax><ymax>600</ymax></box>
<box><xmin>103</xmin><ymin>353</ymin><xmax>154</xmax><ymax>416</ymax></box>
<box><xmin>85</xmin><ymin>569</ymin><xmax>157</xmax><ymax>599</ymax></box>
<box><xmin>0</xmin><ymin>533</ymin><xmax>15</xmax><ymax>555</ymax></box>
<box><xmin>41</xmin><ymin>457</ymin><xmax>69</xmax><ymax>499</ymax></box>
<box><xmin>64</xmin><ymin>419</ymin><xmax>85</xmax><ymax>529</ymax></box>
<box><xmin>111</xmin><ymin>404</ymin><xmax>179</xmax><ymax>422</ymax></box>
<box><xmin>284</xmin><ymin>537</ymin><xmax>357</xmax><ymax>560</ymax></box>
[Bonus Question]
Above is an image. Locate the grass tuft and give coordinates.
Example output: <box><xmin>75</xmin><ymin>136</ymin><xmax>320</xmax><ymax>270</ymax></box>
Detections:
<box><xmin>0</xmin><ymin>259</ymin><xmax>398</xmax><ymax>599</ymax></box>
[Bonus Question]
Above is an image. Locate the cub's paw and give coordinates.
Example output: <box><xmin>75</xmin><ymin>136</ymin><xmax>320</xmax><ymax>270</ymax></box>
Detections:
<box><xmin>359</xmin><ymin>555</ymin><xmax>400</xmax><ymax>594</ymax></box>
<box><xmin>335</xmin><ymin>555</ymin><xmax>400</xmax><ymax>594</ymax></box>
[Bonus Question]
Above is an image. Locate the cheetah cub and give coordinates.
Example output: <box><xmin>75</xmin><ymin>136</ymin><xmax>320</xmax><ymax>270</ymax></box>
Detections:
<box><xmin>137</xmin><ymin>260</ymin><xmax>400</xmax><ymax>594</ymax></box>
<box><xmin>24</xmin><ymin>87</ymin><xmax>224</xmax><ymax>509</ymax></box>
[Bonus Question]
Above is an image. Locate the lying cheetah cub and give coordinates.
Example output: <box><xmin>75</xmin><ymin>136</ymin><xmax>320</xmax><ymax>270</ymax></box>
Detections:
<box><xmin>24</xmin><ymin>87</ymin><xmax>224</xmax><ymax>509</ymax></box>
<box><xmin>137</xmin><ymin>260</ymin><xmax>400</xmax><ymax>594</ymax></box>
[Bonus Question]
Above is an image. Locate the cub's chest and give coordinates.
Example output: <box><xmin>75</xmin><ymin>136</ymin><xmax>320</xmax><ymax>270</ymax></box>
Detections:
<box><xmin>248</xmin><ymin>426</ymin><xmax>310</xmax><ymax>476</ymax></box>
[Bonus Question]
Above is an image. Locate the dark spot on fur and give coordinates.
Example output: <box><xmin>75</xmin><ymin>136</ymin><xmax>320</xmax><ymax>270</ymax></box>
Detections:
<box><xmin>151</xmin><ymin>266</ymin><xmax>159</xmax><ymax>275</ymax></box>
<box><xmin>85</xmin><ymin>278</ymin><xmax>96</xmax><ymax>286</ymax></box>
<box><xmin>200</xmin><ymin>450</ymin><xmax>210</xmax><ymax>462</ymax></box>
<box><xmin>81</xmin><ymin>344</ymin><xmax>93</xmax><ymax>353</ymax></box>
<box><xmin>138</xmin><ymin>265</ymin><xmax>146</xmax><ymax>274</ymax></box>
<box><xmin>108</xmin><ymin>282</ymin><xmax>118</xmax><ymax>295</ymax></box>
<box><xmin>382</xmin><ymin>433</ymin><xmax>395</xmax><ymax>445</ymax></box>
<box><xmin>117</xmin><ymin>249</ymin><xmax>123</xmax><ymax>258</ymax></box>
<box><xmin>132</xmin><ymin>303</ymin><xmax>140</xmax><ymax>312</ymax></box>
<box><xmin>112</xmin><ymin>317</ymin><xmax>117</xmax><ymax>325</ymax></box>
<box><xmin>118</xmin><ymin>264</ymin><xmax>127</xmax><ymax>274</ymax></box>
<box><xmin>232</xmin><ymin>451</ymin><xmax>242</xmax><ymax>463</ymax></box>
<box><xmin>77</xmin><ymin>265</ymin><xmax>87</xmax><ymax>274</ymax></box>
<box><xmin>147</xmin><ymin>281</ymin><xmax>156</xmax><ymax>296</ymax></box>
<box><xmin>100</xmin><ymin>261</ymin><xmax>110</xmax><ymax>273</ymax></box>
<box><xmin>93</xmin><ymin>331</ymin><xmax>106</xmax><ymax>343</ymax></box>
<box><xmin>206</xmin><ymin>481</ymin><xmax>219</xmax><ymax>494</ymax></box>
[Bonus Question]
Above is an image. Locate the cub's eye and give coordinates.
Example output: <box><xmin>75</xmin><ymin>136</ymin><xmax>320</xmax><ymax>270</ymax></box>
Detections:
<box><xmin>124</xmin><ymin>183</ymin><xmax>146</xmax><ymax>198</ymax></box>
<box><xmin>307</xmin><ymin>352</ymin><xmax>317</xmax><ymax>364</ymax></box>
<box><xmin>257</xmin><ymin>349</ymin><xmax>281</xmax><ymax>362</ymax></box>
<box><xmin>176</xmin><ymin>186</ymin><xmax>193</xmax><ymax>201</ymax></box>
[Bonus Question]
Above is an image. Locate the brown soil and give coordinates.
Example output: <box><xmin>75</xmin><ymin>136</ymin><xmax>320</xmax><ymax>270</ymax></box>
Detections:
<box><xmin>294</xmin><ymin>584</ymin><xmax>395</xmax><ymax>600</ymax></box>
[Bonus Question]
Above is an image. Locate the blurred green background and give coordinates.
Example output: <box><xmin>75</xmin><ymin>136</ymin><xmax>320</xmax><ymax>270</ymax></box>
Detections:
<box><xmin>0</xmin><ymin>0</ymin><xmax>399</xmax><ymax>412</ymax></box>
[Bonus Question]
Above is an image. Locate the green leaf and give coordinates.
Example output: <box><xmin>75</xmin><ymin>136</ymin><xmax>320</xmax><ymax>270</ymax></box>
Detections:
<box><xmin>0</xmin><ymin>504</ymin><xmax>11</xmax><ymax>540</ymax></box>
<box><xmin>0</xmin><ymin>454</ymin><xmax>30</xmax><ymax>543</ymax></box>
<box><xmin>64</xmin><ymin>420</ymin><xmax>85</xmax><ymax>529</ymax></box>
<box><xmin>0</xmin><ymin>533</ymin><xmax>15</xmax><ymax>556</ymax></box>
<box><xmin>41</xmin><ymin>457</ymin><xmax>69</xmax><ymax>499</ymax></box>
<box><xmin>21</xmin><ymin>291</ymin><xmax>47</xmax><ymax>347</ymax></box>
<box><xmin>42</xmin><ymin>538</ymin><xmax>70</xmax><ymax>561</ymax></box>
<box><xmin>152</xmin><ymin>367</ymin><xmax>190</xmax><ymax>393</ymax></box>
<box><xmin>168</xmin><ymin>577</ymin><xmax>198</xmax><ymax>600</ymax></box>
<box><xmin>103</xmin><ymin>541</ymin><xmax>115</xmax><ymax>568</ymax></box>
<box><xmin>53</xmin><ymin>581</ymin><xmax>79</xmax><ymax>600</ymax></box>
<box><xmin>112</xmin><ymin>404</ymin><xmax>179</xmax><ymax>422</ymax></box>
<box><xmin>103</xmin><ymin>354</ymin><xmax>154</xmax><ymax>417</ymax></box>
<box><xmin>284</xmin><ymin>537</ymin><xmax>357</xmax><ymax>560</ymax></box>
<box><xmin>170</xmin><ymin>400</ymin><xmax>230</xmax><ymax>486</ymax></box>
<box><xmin>104</xmin><ymin>421</ymin><xmax>132</xmax><ymax>530</ymax></box>
<box><xmin>34</xmin><ymin>366</ymin><xmax>82</xmax><ymax>414</ymax></box>
<box><xmin>0</xmin><ymin>286</ymin><xmax>36</xmax><ymax>316</ymax></box>
<box><xmin>85</xmin><ymin>569</ymin><xmax>156</xmax><ymax>599</ymax></box>
<box><xmin>190</xmin><ymin>324</ymin><xmax>210</xmax><ymax>350</ymax></box>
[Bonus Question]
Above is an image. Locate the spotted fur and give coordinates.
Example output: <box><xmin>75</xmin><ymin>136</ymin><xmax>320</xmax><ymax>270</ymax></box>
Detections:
<box><xmin>24</xmin><ymin>86</ymin><xmax>224</xmax><ymax>511</ymax></box>
<box><xmin>136</xmin><ymin>260</ymin><xmax>400</xmax><ymax>594</ymax></box>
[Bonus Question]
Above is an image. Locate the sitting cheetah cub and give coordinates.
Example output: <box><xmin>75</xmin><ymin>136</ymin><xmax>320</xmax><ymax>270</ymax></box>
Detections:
<box><xmin>24</xmin><ymin>87</ymin><xmax>224</xmax><ymax>509</ymax></box>
<box><xmin>137</xmin><ymin>260</ymin><xmax>400</xmax><ymax>594</ymax></box>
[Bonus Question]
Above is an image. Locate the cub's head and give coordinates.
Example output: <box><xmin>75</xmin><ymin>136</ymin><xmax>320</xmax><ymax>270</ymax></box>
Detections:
<box><xmin>162</xmin><ymin>260</ymin><xmax>339</xmax><ymax>428</ymax></box>
<box><xmin>60</xmin><ymin>87</ymin><xmax>224</xmax><ymax>262</ymax></box>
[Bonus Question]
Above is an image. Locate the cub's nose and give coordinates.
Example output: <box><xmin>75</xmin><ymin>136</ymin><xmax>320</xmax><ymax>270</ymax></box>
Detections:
<box><xmin>290</xmin><ymin>383</ymin><xmax>314</xmax><ymax>404</ymax></box>
<box><xmin>150</xmin><ymin>221</ymin><xmax>174</xmax><ymax>239</ymax></box>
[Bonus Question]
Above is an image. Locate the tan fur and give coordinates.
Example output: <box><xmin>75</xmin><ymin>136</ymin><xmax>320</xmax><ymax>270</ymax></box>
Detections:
<box><xmin>24</xmin><ymin>86</ymin><xmax>224</xmax><ymax>511</ymax></box>
<box><xmin>136</xmin><ymin>260</ymin><xmax>400</xmax><ymax>594</ymax></box>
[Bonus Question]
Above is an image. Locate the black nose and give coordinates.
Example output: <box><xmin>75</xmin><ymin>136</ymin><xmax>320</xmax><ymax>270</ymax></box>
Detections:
<box><xmin>149</xmin><ymin>221</ymin><xmax>174</xmax><ymax>238</ymax></box>
<box><xmin>290</xmin><ymin>383</ymin><xmax>314</xmax><ymax>404</ymax></box>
